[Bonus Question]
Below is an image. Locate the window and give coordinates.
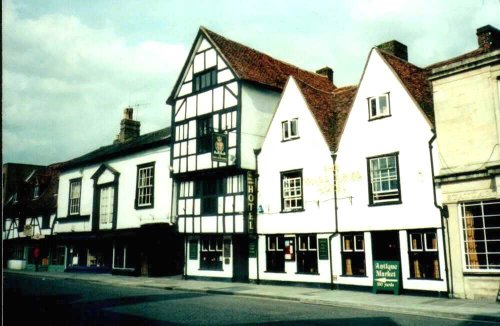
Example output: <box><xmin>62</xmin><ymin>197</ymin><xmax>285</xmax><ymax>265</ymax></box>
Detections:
<box><xmin>197</xmin><ymin>177</ymin><xmax>222</xmax><ymax>215</ymax></box>
<box><xmin>193</xmin><ymin>68</ymin><xmax>217</xmax><ymax>92</ymax></box>
<box><xmin>9</xmin><ymin>245</ymin><xmax>24</xmax><ymax>260</ymax></box>
<box><xmin>408</xmin><ymin>230</ymin><xmax>440</xmax><ymax>279</ymax></box>
<box><xmin>368</xmin><ymin>154</ymin><xmax>400</xmax><ymax>205</ymax></box>
<box><xmin>281</xmin><ymin>170</ymin><xmax>303</xmax><ymax>212</ymax></box>
<box><xmin>136</xmin><ymin>163</ymin><xmax>154</xmax><ymax>208</ymax></box>
<box><xmin>226</xmin><ymin>175</ymin><xmax>243</xmax><ymax>194</ymax></box>
<box><xmin>266</xmin><ymin>235</ymin><xmax>285</xmax><ymax>272</ymax></box>
<box><xmin>282</xmin><ymin>118</ymin><xmax>299</xmax><ymax>141</ymax></box>
<box><xmin>33</xmin><ymin>181</ymin><xmax>39</xmax><ymax>199</ymax></box>
<box><xmin>200</xmin><ymin>236</ymin><xmax>223</xmax><ymax>270</ymax></box>
<box><xmin>51</xmin><ymin>246</ymin><xmax>66</xmax><ymax>266</ymax></box>
<box><xmin>461</xmin><ymin>200</ymin><xmax>500</xmax><ymax>271</ymax></box>
<box><xmin>99</xmin><ymin>186</ymin><xmax>114</xmax><ymax>226</ymax></box>
<box><xmin>342</xmin><ymin>234</ymin><xmax>366</xmax><ymax>276</ymax></box>
<box><xmin>368</xmin><ymin>93</ymin><xmax>390</xmax><ymax>120</ymax></box>
<box><xmin>297</xmin><ymin>235</ymin><xmax>318</xmax><ymax>274</ymax></box>
<box><xmin>197</xmin><ymin>116</ymin><xmax>213</xmax><ymax>154</ymax></box>
<box><xmin>113</xmin><ymin>243</ymin><xmax>136</xmax><ymax>269</ymax></box>
<box><xmin>69</xmin><ymin>179</ymin><xmax>81</xmax><ymax>215</ymax></box>
<box><xmin>179</xmin><ymin>181</ymin><xmax>194</xmax><ymax>198</ymax></box>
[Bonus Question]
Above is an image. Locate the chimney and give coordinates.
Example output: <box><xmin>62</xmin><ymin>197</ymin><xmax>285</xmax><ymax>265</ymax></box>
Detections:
<box><xmin>377</xmin><ymin>40</ymin><xmax>408</xmax><ymax>61</ymax></box>
<box><xmin>114</xmin><ymin>107</ymin><xmax>140</xmax><ymax>144</ymax></box>
<box><xmin>476</xmin><ymin>25</ymin><xmax>500</xmax><ymax>51</ymax></box>
<box><xmin>316</xmin><ymin>67</ymin><xmax>334</xmax><ymax>84</ymax></box>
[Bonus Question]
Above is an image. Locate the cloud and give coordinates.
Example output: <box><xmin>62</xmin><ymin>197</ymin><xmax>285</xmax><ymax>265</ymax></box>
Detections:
<box><xmin>2</xmin><ymin>1</ymin><xmax>188</xmax><ymax>165</ymax></box>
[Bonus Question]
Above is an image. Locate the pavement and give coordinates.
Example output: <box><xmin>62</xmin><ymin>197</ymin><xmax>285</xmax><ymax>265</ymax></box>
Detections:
<box><xmin>4</xmin><ymin>269</ymin><xmax>500</xmax><ymax>323</ymax></box>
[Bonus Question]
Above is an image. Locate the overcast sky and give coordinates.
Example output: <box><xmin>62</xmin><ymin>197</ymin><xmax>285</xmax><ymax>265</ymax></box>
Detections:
<box><xmin>2</xmin><ymin>0</ymin><xmax>499</xmax><ymax>165</ymax></box>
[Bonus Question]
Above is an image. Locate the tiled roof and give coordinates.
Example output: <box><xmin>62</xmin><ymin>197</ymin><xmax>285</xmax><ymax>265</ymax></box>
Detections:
<box><xmin>295</xmin><ymin>78</ymin><xmax>357</xmax><ymax>151</ymax></box>
<box><xmin>201</xmin><ymin>27</ymin><xmax>336</xmax><ymax>93</ymax></box>
<box><xmin>426</xmin><ymin>47</ymin><xmax>491</xmax><ymax>70</ymax></box>
<box><xmin>377</xmin><ymin>49</ymin><xmax>434</xmax><ymax>125</ymax></box>
<box><xmin>63</xmin><ymin>127</ymin><xmax>171</xmax><ymax>170</ymax></box>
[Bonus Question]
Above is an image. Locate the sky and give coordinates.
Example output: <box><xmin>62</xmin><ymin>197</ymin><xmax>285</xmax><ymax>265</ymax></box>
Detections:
<box><xmin>2</xmin><ymin>0</ymin><xmax>499</xmax><ymax>165</ymax></box>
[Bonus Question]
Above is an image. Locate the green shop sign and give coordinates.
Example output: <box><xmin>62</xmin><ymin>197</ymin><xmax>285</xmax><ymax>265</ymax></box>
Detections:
<box><xmin>212</xmin><ymin>132</ymin><xmax>228</xmax><ymax>163</ymax></box>
<box><xmin>373</xmin><ymin>260</ymin><xmax>400</xmax><ymax>295</ymax></box>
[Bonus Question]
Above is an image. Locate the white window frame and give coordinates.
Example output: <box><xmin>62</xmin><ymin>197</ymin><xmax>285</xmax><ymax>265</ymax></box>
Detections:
<box><xmin>342</xmin><ymin>234</ymin><xmax>365</xmax><ymax>252</ymax></box>
<box><xmin>33</xmin><ymin>182</ymin><xmax>39</xmax><ymax>199</ymax></box>
<box><xmin>137</xmin><ymin>165</ymin><xmax>154</xmax><ymax>207</ymax></box>
<box><xmin>99</xmin><ymin>186</ymin><xmax>114</xmax><ymax>226</ymax></box>
<box><xmin>298</xmin><ymin>235</ymin><xmax>317</xmax><ymax>251</ymax></box>
<box><xmin>460</xmin><ymin>200</ymin><xmax>500</xmax><ymax>271</ymax></box>
<box><xmin>409</xmin><ymin>233</ymin><xmax>424</xmax><ymax>252</ymax></box>
<box><xmin>281</xmin><ymin>170</ymin><xmax>303</xmax><ymax>212</ymax></box>
<box><xmin>112</xmin><ymin>244</ymin><xmax>133</xmax><ymax>270</ymax></box>
<box><xmin>226</xmin><ymin>175</ymin><xmax>243</xmax><ymax>194</ymax></box>
<box><xmin>368</xmin><ymin>93</ymin><xmax>390</xmax><ymax>120</ymax></box>
<box><xmin>369</xmin><ymin>154</ymin><xmax>400</xmax><ymax>204</ymax></box>
<box><xmin>267</xmin><ymin>236</ymin><xmax>284</xmax><ymax>251</ymax></box>
<box><xmin>69</xmin><ymin>179</ymin><xmax>81</xmax><ymax>215</ymax></box>
<box><xmin>282</xmin><ymin>118</ymin><xmax>299</xmax><ymax>141</ymax></box>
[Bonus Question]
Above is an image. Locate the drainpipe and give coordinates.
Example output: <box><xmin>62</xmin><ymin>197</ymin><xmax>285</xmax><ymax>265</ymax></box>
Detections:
<box><xmin>329</xmin><ymin>152</ymin><xmax>339</xmax><ymax>290</ymax></box>
<box><xmin>428</xmin><ymin>130</ymin><xmax>452</xmax><ymax>297</ymax></box>
<box><xmin>254</xmin><ymin>148</ymin><xmax>261</xmax><ymax>285</ymax></box>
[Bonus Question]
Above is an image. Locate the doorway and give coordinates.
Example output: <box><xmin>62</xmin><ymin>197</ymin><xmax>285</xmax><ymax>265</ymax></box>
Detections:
<box><xmin>372</xmin><ymin>231</ymin><xmax>400</xmax><ymax>261</ymax></box>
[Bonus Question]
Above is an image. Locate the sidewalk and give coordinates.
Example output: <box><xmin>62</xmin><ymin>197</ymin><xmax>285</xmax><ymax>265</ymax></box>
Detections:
<box><xmin>5</xmin><ymin>269</ymin><xmax>499</xmax><ymax>323</ymax></box>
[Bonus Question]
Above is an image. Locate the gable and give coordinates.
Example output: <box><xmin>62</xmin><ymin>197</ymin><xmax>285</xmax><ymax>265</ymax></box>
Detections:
<box><xmin>171</xmin><ymin>32</ymin><xmax>237</xmax><ymax>102</ymax></box>
<box><xmin>91</xmin><ymin>164</ymin><xmax>120</xmax><ymax>185</ymax></box>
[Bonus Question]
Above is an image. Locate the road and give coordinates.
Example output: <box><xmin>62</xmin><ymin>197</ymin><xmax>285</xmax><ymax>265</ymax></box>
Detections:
<box><xmin>3</xmin><ymin>273</ymin><xmax>491</xmax><ymax>325</ymax></box>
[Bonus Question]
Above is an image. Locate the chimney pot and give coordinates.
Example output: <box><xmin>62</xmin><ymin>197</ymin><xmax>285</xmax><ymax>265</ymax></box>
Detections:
<box><xmin>377</xmin><ymin>40</ymin><xmax>408</xmax><ymax>61</ymax></box>
<box><xmin>316</xmin><ymin>67</ymin><xmax>334</xmax><ymax>84</ymax></box>
<box><xmin>476</xmin><ymin>25</ymin><xmax>500</xmax><ymax>51</ymax></box>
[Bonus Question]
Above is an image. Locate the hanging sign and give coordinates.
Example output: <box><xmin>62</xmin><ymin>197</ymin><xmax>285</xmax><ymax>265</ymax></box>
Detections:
<box><xmin>373</xmin><ymin>260</ymin><xmax>400</xmax><ymax>295</ymax></box>
<box><xmin>212</xmin><ymin>132</ymin><xmax>228</xmax><ymax>163</ymax></box>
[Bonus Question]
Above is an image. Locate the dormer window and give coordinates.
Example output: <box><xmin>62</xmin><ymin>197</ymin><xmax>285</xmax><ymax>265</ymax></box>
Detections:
<box><xmin>193</xmin><ymin>68</ymin><xmax>217</xmax><ymax>92</ymax></box>
<box><xmin>368</xmin><ymin>93</ymin><xmax>390</xmax><ymax>120</ymax></box>
<box><xmin>282</xmin><ymin>118</ymin><xmax>299</xmax><ymax>141</ymax></box>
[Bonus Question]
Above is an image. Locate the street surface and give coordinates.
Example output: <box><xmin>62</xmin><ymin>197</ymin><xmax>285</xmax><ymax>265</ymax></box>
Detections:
<box><xmin>3</xmin><ymin>273</ymin><xmax>492</xmax><ymax>325</ymax></box>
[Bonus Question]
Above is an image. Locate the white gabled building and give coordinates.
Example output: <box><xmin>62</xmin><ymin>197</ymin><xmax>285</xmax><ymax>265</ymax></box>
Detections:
<box><xmin>53</xmin><ymin>108</ymin><xmax>181</xmax><ymax>276</ymax></box>
<box><xmin>253</xmin><ymin>76</ymin><xmax>356</xmax><ymax>286</ymax></box>
<box><xmin>166</xmin><ymin>27</ymin><xmax>334</xmax><ymax>281</ymax></box>
<box><xmin>335</xmin><ymin>41</ymin><xmax>448</xmax><ymax>294</ymax></box>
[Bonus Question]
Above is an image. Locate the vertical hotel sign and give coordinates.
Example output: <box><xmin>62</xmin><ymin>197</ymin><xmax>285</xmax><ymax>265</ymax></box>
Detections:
<box><xmin>247</xmin><ymin>171</ymin><xmax>256</xmax><ymax>233</ymax></box>
<box><xmin>212</xmin><ymin>132</ymin><xmax>228</xmax><ymax>163</ymax></box>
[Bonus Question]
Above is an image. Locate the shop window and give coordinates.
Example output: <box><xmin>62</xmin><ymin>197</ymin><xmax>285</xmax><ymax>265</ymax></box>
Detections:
<box><xmin>408</xmin><ymin>230</ymin><xmax>440</xmax><ymax>279</ymax></box>
<box><xmin>113</xmin><ymin>243</ymin><xmax>136</xmax><ymax>269</ymax></box>
<box><xmin>342</xmin><ymin>234</ymin><xmax>366</xmax><ymax>276</ymax></box>
<box><xmin>266</xmin><ymin>235</ymin><xmax>285</xmax><ymax>272</ymax></box>
<box><xmin>297</xmin><ymin>234</ymin><xmax>318</xmax><ymax>274</ymax></box>
<box><xmin>461</xmin><ymin>200</ymin><xmax>500</xmax><ymax>271</ymax></box>
<box><xmin>200</xmin><ymin>236</ymin><xmax>223</xmax><ymax>270</ymax></box>
<box><xmin>51</xmin><ymin>246</ymin><xmax>66</xmax><ymax>266</ymax></box>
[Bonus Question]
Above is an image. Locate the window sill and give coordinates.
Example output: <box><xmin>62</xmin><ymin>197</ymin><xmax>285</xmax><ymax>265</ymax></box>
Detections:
<box><xmin>199</xmin><ymin>268</ymin><xmax>224</xmax><ymax>271</ymax></box>
<box><xmin>463</xmin><ymin>271</ymin><xmax>500</xmax><ymax>276</ymax></box>
<box><xmin>113</xmin><ymin>267</ymin><xmax>135</xmax><ymax>271</ymax></box>
<box><xmin>368</xmin><ymin>114</ymin><xmax>391</xmax><ymax>122</ymax></box>
<box><xmin>340</xmin><ymin>274</ymin><xmax>368</xmax><ymax>278</ymax></box>
<box><xmin>295</xmin><ymin>272</ymin><xmax>319</xmax><ymax>275</ymax></box>
<box><xmin>281</xmin><ymin>137</ymin><xmax>300</xmax><ymax>143</ymax></box>
<box><xmin>368</xmin><ymin>200</ymin><xmax>402</xmax><ymax>207</ymax></box>
<box><xmin>280</xmin><ymin>209</ymin><xmax>305</xmax><ymax>214</ymax></box>
<box><xmin>264</xmin><ymin>270</ymin><xmax>286</xmax><ymax>273</ymax></box>
<box><xmin>407</xmin><ymin>277</ymin><xmax>444</xmax><ymax>281</ymax></box>
<box><xmin>135</xmin><ymin>205</ymin><xmax>154</xmax><ymax>210</ymax></box>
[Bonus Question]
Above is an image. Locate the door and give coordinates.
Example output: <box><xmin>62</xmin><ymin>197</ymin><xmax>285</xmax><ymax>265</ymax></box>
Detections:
<box><xmin>372</xmin><ymin>231</ymin><xmax>400</xmax><ymax>261</ymax></box>
<box><xmin>232</xmin><ymin>235</ymin><xmax>249</xmax><ymax>282</ymax></box>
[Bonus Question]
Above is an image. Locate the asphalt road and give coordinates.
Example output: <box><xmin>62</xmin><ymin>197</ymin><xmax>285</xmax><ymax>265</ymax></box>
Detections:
<box><xmin>3</xmin><ymin>273</ymin><xmax>492</xmax><ymax>325</ymax></box>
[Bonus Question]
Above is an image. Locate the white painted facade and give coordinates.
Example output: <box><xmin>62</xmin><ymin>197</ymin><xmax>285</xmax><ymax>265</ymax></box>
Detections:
<box><xmin>253</xmin><ymin>77</ymin><xmax>336</xmax><ymax>284</ymax></box>
<box><xmin>335</xmin><ymin>49</ymin><xmax>447</xmax><ymax>292</ymax></box>
<box><xmin>55</xmin><ymin>145</ymin><xmax>172</xmax><ymax>234</ymax></box>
